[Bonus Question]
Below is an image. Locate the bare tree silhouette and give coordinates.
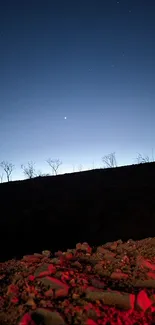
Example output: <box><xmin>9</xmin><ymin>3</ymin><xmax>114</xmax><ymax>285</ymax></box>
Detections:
<box><xmin>46</xmin><ymin>158</ymin><xmax>62</xmax><ymax>175</ymax></box>
<box><xmin>102</xmin><ymin>152</ymin><xmax>117</xmax><ymax>168</ymax></box>
<box><xmin>136</xmin><ymin>153</ymin><xmax>150</xmax><ymax>164</ymax></box>
<box><xmin>0</xmin><ymin>161</ymin><xmax>14</xmax><ymax>182</ymax></box>
<box><xmin>21</xmin><ymin>161</ymin><xmax>36</xmax><ymax>179</ymax></box>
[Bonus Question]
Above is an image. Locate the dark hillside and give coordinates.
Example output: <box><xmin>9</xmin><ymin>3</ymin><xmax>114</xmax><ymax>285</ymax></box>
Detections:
<box><xmin>0</xmin><ymin>162</ymin><xmax>155</xmax><ymax>262</ymax></box>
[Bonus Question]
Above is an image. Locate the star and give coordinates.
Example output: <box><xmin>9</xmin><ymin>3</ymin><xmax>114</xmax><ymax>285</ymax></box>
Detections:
<box><xmin>64</xmin><ymin>116</ymin><xmax>67</xmax><ymax>120</ymax></box>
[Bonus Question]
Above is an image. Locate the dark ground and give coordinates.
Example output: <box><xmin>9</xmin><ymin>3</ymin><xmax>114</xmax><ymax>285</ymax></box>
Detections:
<box><xmin>0</xmin><ymin>162</ymin><xmax>155</xmax><ymax>263</ymax></box>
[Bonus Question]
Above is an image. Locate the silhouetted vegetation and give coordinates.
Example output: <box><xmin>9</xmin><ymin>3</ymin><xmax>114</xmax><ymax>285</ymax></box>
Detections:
<box><xmin>102</xmin><ymin>152</ymin><xmax>117</xmax><ymax>168</ymax></box>
<box><xmin>136</xmin><ymin>153</ymin><xmax>152</xmax><ymax>164</ymax></box>
<box><xmin>0</xmin><ymin>151</ymin><xmax>154</xmax><ymax>183</ymax></box>
<box><xmin>21</xmin><ymin>161</ymin><xmax>36</xmax><ymax>179</ymax></box>
<box><xmin>46</xmin><ymin>158</ymin><xmax>62</xmax><ymax>175</ymax></box>
<box><xmin>0</xmin><ymin>161</ymin><xmax>14</xmax><ymax>182</ymax></box>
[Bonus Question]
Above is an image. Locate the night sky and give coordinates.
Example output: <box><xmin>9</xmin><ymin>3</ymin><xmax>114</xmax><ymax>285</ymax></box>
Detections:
<box><xmin>0</xmin><ymin>0</ymin><xmax>155</xmax><ymax>181</ymax></box>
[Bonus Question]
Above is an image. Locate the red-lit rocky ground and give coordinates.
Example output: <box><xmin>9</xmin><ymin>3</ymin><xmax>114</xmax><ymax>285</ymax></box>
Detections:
<box><xmin>1</xmin><ymin>238</ymin><xmax>155</xmax><ymax>324</ymax></box>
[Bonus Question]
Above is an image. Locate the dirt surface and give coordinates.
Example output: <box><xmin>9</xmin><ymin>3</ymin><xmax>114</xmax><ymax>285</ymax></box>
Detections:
<box><xmin>1</xmin><ymin>238</ymin><xmax>155</xmax><ymax>324</ymax></box>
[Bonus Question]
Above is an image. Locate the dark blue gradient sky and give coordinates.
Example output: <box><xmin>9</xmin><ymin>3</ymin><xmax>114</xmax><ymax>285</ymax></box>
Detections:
<box><xmin>0</xmin><ymin>0</ymin><xmax>155</xmax><ymax>180</ymax></box>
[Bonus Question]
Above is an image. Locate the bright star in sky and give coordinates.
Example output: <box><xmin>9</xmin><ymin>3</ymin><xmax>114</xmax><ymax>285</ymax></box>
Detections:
<box><xmin>0</xmin><ymin>1</ymin><xmax>154</xmax><ymax>181</ymax></box>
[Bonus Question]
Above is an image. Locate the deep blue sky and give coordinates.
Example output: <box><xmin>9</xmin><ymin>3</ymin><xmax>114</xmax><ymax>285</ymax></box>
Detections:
<box><xmin>0</xmin><ymin>0</ymin><xmax>155</xmax><ymax>180</ymax></box>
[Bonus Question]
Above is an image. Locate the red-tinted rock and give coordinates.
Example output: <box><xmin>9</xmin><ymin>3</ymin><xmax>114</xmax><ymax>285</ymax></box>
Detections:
<box><xmin>85</xmin><ymin>319</ymin><xmax>98</xmax><ymax>325</ymax></box>
<box><xmin>133</xmin><ymin>279</ymin><xmax>155</xmax><ymax>288</ymax></box>
<box><xmin>19</xmin><ymin>312</ymin><xmax>36</xmax><ymax>325</ymax></box>
<box><xmin>31</xmin><ymin>308</ymin><xmax>66</xmax><ymax>325</ymax></box>
<box><xmin>34</xmin><ymin>264</ymin><xmax>56</xmax><ymax>277</ymax></box>
<box><xmin>86</xmin><ymin>290</ymin><xmax>135</xmax><ymax>310</ymax></box>
<box><xmin>110</xmin><ymin>271</ymin><xmax>129</xmax><ymax>280</ymax></box>
<box><xmin>22</xmin><ymin>255</ymin><xmax>41</xmax><ymax>263</ymax></box>
<box><xmin>19</xmin><ymin>309</ymin><xmax>66</xmax><ymax>325</ymax></box>
<box><xmin>136</xmin><ymin>290</ymin><xmax>153</xmax><ymax>312</ymax></box>
<box><xmin>147</xmin><ymin>271</ymin><xmax>155</xmax><ymax>279</ymax></box>
<box><xmin>28</xmin><ymin>275</ymin><xmax>35</xmax><ymax>281</ymax></box>
<box><xmin>40</xmin><ymin>276</ymin><xmax>69</xmax><ymax>297</ymax></box>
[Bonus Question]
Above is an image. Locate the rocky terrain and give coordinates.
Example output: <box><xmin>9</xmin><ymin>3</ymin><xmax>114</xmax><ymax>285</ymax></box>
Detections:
<box><xmin>1</xmin><ymin>238</ymin><xmax>155</xmax><ymax>324</ymax></box>
<box><xmin>0</xmin><ymin>163</ymin><xmax>155</xmax><ymax>323</ymax></box>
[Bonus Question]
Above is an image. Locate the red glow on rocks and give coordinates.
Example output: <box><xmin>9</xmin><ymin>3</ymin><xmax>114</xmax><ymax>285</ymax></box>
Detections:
<box><xmin>86</xmin><ymin>319</ymin><xmax>98</xmax><ymax>325</ymax></box>
<box><xmin>11</xmin><ymin>296</ymin><xmax>19</xmax><ymax>304</ymax></box>
<box><xmin>129</xmin><ymin>293</ymin><xmax>135</xmax><ymax>310</ymax></box>
<box><xmin>28</xmin><ymin>275</ymin><xmax>35</xmax><ymax>281</ymax></box>
<box><xmin>19</xmin><ymin>313</ymin><xmax>36</xmax><ymax>325</ymax></box>
<box><xmin>136</xmin><ymin>290</ymin><xmax>153</xmax><ymax>312</ymax></box>
<box><xmin>1</xmin><ymin>239</ymin><xmax>155</xmax><ymax>324</ymax></box>
<box><xmin>147</xmin><ymin>271</ymin><xmax>155</xmax><ymax>279</ymax></box>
